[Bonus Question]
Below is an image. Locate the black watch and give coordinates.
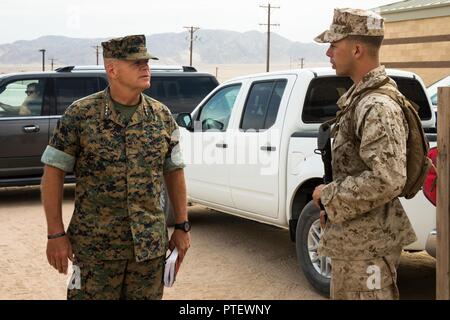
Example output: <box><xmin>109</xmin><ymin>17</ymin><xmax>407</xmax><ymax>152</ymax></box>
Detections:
<box><xmin>174</xmin><ymin>221</ymin><xmax>191</xmax><ymax>232</ymax></box>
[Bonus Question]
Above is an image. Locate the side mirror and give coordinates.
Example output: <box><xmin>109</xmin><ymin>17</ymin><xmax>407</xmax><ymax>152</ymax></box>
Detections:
<box><xmin>176</xmin><ymin>112</ymin><xmax>193</xmax><ymax>130</ymax></box>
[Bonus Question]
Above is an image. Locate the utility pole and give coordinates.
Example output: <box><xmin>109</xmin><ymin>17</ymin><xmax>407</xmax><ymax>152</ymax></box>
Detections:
<box><xmin>92</xmin><ymin>45</ymin><xmax>101</xmax><ymax>65</ymax></box>
<box><xmin>183</xmin><ymin>26</ymin><xmax>200</xmax><ymax>67</ymax></box>
<box><xmin>49</xmin><ymin>58</ymin><xmax>57</xmax><ymax>71</ymax></box>
<box><xmin>39</xmin><ymin>49</ymin><xmax>46</xmax><ymax>71</ymax></box>
<box><xmin>260</xmin><ymin>3</ymin><xmax>280</xmax><ymax>72</ymax></box>
<box><xmin>290</xmin><ymin>57</ymin><xmax>304</xmax><ymax>69</ymax></box>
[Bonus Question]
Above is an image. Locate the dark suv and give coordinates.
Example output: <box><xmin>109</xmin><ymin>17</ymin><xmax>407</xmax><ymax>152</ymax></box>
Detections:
<box><xmin>0</xmin><ymin>65</ymin><xmax>218</xmax><ymax>187</ymax></box>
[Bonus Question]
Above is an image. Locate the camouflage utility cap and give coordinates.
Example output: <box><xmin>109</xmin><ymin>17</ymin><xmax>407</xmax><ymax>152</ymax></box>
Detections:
<box><xmin>102</xmin><ymin>34</ymin><xmax>158</xmax><ymax>60</ymax></box>
<box><xmin>315</xmin><ymin>8</ymin><xmax>384</xmax><ymax>43</ymax></box>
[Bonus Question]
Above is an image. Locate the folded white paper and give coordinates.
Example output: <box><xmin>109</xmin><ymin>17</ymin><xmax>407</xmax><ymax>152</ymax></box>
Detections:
<box><xmin>164</xmin><ymin>247</ymin><xmax>178</xmax><ymax>287</ymax></box>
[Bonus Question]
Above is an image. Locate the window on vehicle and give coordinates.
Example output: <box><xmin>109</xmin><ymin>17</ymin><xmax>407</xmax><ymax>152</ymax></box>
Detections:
<box><xmin>240</xmin><ymin>79</ymin><xmax>287</xmax><ymax>131</ymax></box>
<box><xmin>430</xmin><ymin>93</ymin><xmax>437</xmax><ymax>106</ymax></box>
<box><xmin>302</xmin><ymin>76</ymin><xmax>432</xmax><ymax>124</ymax></box>
<box><xmin>55</xmin><ymin>77</ymin><xmax>100</xmax><ymax>115</ymax></box>
<box><xmin>99</xmin><ymin>77</ymin><xmax>108</xmax><ymax>91</ymax></box>
<box><xmin>392</xmin><ymin>77</ymin><xmax>432</xmax><ymax>120</ymax></box>
<box><xmin>427</xmin><ymin>75</ymin><xmax>450</xmax><ymax>107</ymax></box>
<box><xmin>0</xmin><ymin>78</ymin><xmax>47</xmax><ymax>117</ymax></box>
<box><xmin>198</xmin><ymin>84</ymin><xmax>241</xmax><ymax>131</ymax></box>
<box><xmin>302</xmin><ymin>77</ymin><xmax>351</xmax><ymax>123</ymax></box>
<box><xmin>145</xmin><ymin>76</ymin><xmax>218</xmax><ymax>114</ymax></box>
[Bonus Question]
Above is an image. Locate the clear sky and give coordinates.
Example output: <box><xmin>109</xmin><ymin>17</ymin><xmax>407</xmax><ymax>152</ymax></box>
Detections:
<box><xmin>0</xmin><ymin>0</ymin><xmax>397</xmax><ymax>45</ymax></box>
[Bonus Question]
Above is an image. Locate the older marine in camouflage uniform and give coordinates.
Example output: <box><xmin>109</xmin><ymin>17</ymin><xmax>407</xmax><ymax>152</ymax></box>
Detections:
<box><xmin>312</xmin><ymin>9</ymin><xmax>417</xmax><ymax>300</ymax></box>
<box><xmin>41</xmin><ymin>35</ymin><xmax>190</xmax><ymax>300</ymax></box>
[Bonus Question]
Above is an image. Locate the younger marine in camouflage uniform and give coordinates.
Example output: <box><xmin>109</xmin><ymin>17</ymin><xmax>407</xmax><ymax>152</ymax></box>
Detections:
<box><xmin>41</xmin><ymin>35</ymin><xmax>191</xmax><ymax>300</ymax></box>
<box><xmin>312</xmin><ymin>9</ymin><xmax>417</xmax><ymax>300</ymax></box>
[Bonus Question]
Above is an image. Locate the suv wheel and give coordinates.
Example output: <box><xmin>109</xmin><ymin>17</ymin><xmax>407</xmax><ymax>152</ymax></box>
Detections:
<box><xmin>296</xmin><ymin>200</ymin><xmax>331</xmax><ymax>296</ymax></box>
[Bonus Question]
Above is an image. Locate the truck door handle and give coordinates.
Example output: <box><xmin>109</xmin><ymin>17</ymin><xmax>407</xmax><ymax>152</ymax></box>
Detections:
<box><xmin>23</xmin><ymin>125</ymin><xmax>40</xmax><ymax>133</ymax></box>
<box><xmin>261</xmin><ymin>146</ymin><xmax>276</xmax><ymax>152</ymax></box>
<box><xmin>216</xmin><ymin>143</ymin><xmax>228</xmax><ymax>148</ymax></box>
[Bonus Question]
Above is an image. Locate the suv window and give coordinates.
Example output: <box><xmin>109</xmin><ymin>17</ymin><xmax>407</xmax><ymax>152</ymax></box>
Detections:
<box><xmin>198</xmin><ymin>84</ymin><xmax>241</xmax><ymax>131</ymax></box>
<box><xmin>302</xmin><ymin>76</ymin><xmax>432</xmax><ymax>123</ymax></box>
<box><xmin>0</xmin><ymin>78</ymin><xmax>47</xmax><ymax>117</ymax></box>
<box><xmin>55</xmin><ymin>77</ymin><xmax>102</xmax><ymax>115</ymax></box>
<box><xmin>145</xmin><ymin>76</ymin><xmax>218</xmax><ymax>114</ymax></box>
<box><xmin>241</xmin><ymin>79</ymin><xmax>287</xmax><ymax>131</ymax></box>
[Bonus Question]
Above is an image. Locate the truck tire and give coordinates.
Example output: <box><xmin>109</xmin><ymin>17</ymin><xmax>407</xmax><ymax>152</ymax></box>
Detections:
<box><xmin>161</xmin><ymin>183</ymin><xmax>175</xmax><ymax>227</ymax></box>
<box><xmin>296</xmin><ymin>200</ymin><xmax>331</xmax><ymax>296</ymax></box>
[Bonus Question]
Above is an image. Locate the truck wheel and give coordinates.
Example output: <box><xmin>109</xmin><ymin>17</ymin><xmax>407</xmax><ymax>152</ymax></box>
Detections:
<box><xmin>296</xmin><ymin>200</ymin><xmax>331</xmax><ymax>296</ymax></box>
<box><xmin>161</xmin><ymin>183</ymin><xmax>175</xmax><ymax>227</ymax></box>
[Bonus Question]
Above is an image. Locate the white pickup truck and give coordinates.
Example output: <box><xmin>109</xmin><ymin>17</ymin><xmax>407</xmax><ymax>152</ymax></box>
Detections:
<box><xmin>169</xmin><ymin>68</ymin><xmax>437</xmax><ymax>295</ymax></box>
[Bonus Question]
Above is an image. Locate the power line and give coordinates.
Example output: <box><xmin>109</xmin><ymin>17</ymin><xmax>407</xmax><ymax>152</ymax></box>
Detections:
<box><xmin>183</xmin><ymin>26</ymin><xmax>200</xmax><ymax>67</ymax></box>
<box><xmin>260</xmin><ymin>3</ymin><xmax>280</xmax><ymax>72</ymax></box>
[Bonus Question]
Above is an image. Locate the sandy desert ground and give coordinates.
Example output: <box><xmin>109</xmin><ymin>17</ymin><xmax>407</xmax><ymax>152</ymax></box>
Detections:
<box><xmin>0</xmin><ymin>186</ymin><xmax>436</xmax><ymax>300</ymax></box>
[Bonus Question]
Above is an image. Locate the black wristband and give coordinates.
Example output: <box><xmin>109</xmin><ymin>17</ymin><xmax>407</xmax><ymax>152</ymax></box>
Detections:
<box><xmin>47</xmin><ymin>231</ymin><xmax>66</xmax><ymax>240</ymax></box>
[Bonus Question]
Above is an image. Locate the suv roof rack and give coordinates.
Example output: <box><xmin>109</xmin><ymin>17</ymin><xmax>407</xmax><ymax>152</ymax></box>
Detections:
<box><xmin>182</xmin><ymin>66</ymin><xmax>197</xmax><ymax>72</ymax></box>
<box><xmin>55</xmin><ymin>65</ymin><xmax>197</xmax><ymax>73</ymax></box>
<box><xmin>55</xmin><ymin>65</ymin><xmax>105</xmax><ymax>72</ymax></box>
<box><xmin>151</xmin><ymin>65</ymin><xmax>197</xmax><ymax>72</ymax></box>
<box><xmin>55</xmin><ymin>66</ymin><xmax>75</xmax><ymax>72</ymax></box>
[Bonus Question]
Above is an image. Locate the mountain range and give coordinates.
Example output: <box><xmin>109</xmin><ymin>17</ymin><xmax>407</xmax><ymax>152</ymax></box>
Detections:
<box><xmin>0</xmin><ymin>29</ymin><xmax>328</xmax><ymax>66</ymax></box>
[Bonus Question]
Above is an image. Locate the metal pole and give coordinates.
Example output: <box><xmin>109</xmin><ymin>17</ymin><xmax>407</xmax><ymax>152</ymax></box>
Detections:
<box><xmin>92</xmin><ymin>46</ymin><xmax>100</xmax><ymax>65</ymax></box>
<box><xmin>266</xmin><ymin>4</ymin><xmax>271</xmax><ymax>72</ymax></box>
<box><xmin>39</xmin><ymin>49</ymin><xmax>46</xmax><ymax>71</ymax></box>
<box><xmin>49</xmin><ymin>58</ymin><xmax>56</xmax><ymax>71</ymax></box>
<box><xmin>190</xmin><ymin>28</ymin><xmax>193</xmax><ymax>67</ymax></box>
<box><xmin>259</xmin><ymin>3</ymin><xmax>280</xmax><ymax>73</ymax></box>
<box><xmin>184</xmin><ymin>27</ymin><xmax>199</xmax><ymax>67</ymax></box>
